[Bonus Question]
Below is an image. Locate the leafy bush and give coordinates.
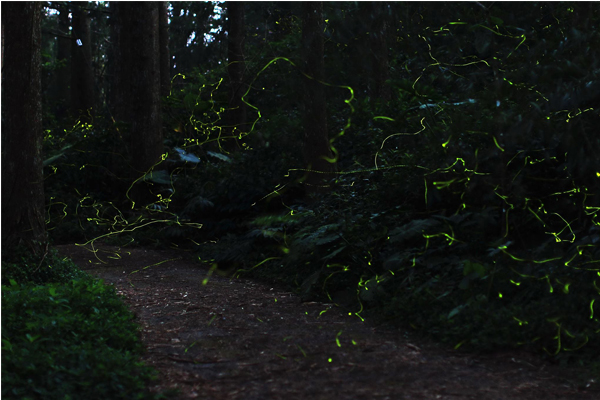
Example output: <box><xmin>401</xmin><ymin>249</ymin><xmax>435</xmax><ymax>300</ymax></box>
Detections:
<box><xmin>2</xmin><ymin>246</ymin><xmax>90</xmax><ymax>286</ymax></box>
<box><xmin>1</xmin><ymin>249</ymin><xmax>158</xmax><ymax>399</ymax></box>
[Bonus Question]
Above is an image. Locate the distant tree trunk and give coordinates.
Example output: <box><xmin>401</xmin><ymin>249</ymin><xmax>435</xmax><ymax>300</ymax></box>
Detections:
<box><xmin>56</xmin><ymin>3</ymin><xmax>71</xmax><ymax>119</ymax></box>
<box><xmin>71</xmin><ymin>4</ymin><xmax>95</xmax><ymax>120</ymax></box>
<box><xmin>1</xmin><ymin>17</ymin><xmax>4</xmax><ymax>70</ymax></box>
<box><xmin>106</xmin><ymin>2</ymin><xmax>133</xmax><ymax>185</ymax></box>
<box><xmin>369</xmin><ymin>2</ymin><xmax>391</xmax><ymax>103</ymax></box>
<box><xmin>127</xmin><ymin>2</ymin><xmax>163</xmax><ymax>204</ymax></box>
<box><xmin>1</xmin><ymin>2</ymin><xmax>47</xmax><ymax>257</ymax></box>
<box><xmin>226</xmin><ymin>1</ymin><xmax>246</xmax><ymax>151</ymax></box>
<box><xmin>301</xmin><ymin>1</ymin><xmax>336</xmax><ymax>191</ymax></box>
<box><xmin>109</xmin><ymin>2</ymin><xmax>133</xmax><ymax>124</ymax></box>
<box><xmin>158</xmin><ymin>1</ymin><xmax>171</xmax><ymax>98</ymax></box>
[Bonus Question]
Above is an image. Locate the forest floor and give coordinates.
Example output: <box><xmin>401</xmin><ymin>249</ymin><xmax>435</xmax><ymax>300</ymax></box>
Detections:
<box><xmin>56</xmin><ymin>242</ymin><xmax>598</xmax><ymax>400</ymax></box>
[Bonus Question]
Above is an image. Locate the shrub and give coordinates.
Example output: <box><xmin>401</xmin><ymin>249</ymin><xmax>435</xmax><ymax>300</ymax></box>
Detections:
<box><xmin>1</xmin><ymin>249</ymin><xmax>158</xmax><ymax>399</ymax></box>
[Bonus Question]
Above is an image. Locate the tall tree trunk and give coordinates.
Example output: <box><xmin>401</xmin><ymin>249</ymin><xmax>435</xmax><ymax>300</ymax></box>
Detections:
<box><xmin>1</xmin><ymin>2</ymin><xmax>46</xmax><ymax>257</ymax></box>
<box><xmin>109</xmin><ymin>2</ymin><xmax>132</xmax><ymax>124</ymax></box>
<box><xmin>369</xmin><ymin>2</ymin><xmax>391</xmax><ymax>103</ymax></box>
<box><xmin>226</xmin><ymin>1</ymin><xmax>246</xmax><ymax>151</ymax></box>
<box><xmin>71</xmin><ymin>4</ymin><xmax>95</xmax><ymax>120</ymax></box>
<box><xmin>56</xmin><ymin>3</ymin><xmax>71</xmax><ymax>120</ymax></box>
<box><xmin>301</xmin><ymin>2</ymin><xmax>336</xmax><ymax>191</ymax></box>
<box><xmin>106</xmin><ymin>2</ymin><xmax>133</xmax><ymax>185</ymax></box>
<box><xmin>127</xmin><ymin>2</ymin><xmax>163</xmax><ymax>204</ymax></box>
<box><xmin>159</xmin><ymin>1</ymin><xmax>171</xmax><ymax>98</ymax></box>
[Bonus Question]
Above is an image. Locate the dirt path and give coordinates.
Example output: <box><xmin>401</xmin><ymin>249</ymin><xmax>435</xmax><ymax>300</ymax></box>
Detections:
<box><xmin>56</xmin><ymin>243</ymin><xmax>598</xmax><ymax>400</ymax></box>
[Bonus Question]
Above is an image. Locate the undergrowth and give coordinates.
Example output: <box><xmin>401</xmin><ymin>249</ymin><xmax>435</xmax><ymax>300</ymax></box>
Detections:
<box><xmin>37</xmin><ymin>1</ymin><xmax>600</xmax><ymax>377</ymax></box>
<box><xmin>1</xmin><ymin>248</ymin><xmax>160</xmax><ymax>400</ymax></box>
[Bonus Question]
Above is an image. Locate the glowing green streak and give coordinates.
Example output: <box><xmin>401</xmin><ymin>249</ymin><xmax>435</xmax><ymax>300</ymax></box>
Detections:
<box><xmin>335</xmin><ymin>331</ymin><xmax>342</xmax><ymax>347</ymax></box>
<box><xmin>590</xmin><ymin>299</ymin><xmax>595</xmax><ymax>319</ymax></box>
<box><xmin>507</xmin><ymin>35</ymin><xmax>527</xmax><ymax>58</ymax></box>
<box><xmin>546</xmin><ymin>276</ymin><xmax>554</xmax><ymax>293</ymax></box>
<box><xmin>564</xmin><ymin>335</ymin><xmax>589</xmax><ymax>351</ymax></box>
<box><xmin>556</xmin><ymin>279</ymin><xmax>570</xmax><ymax>294</ymax></box>
<box><xmin>202</xmin><ymin>263</ymin><xmax>218</xmax><ymax>285</ymax></box>
<box><xmin>433</xmin><ymin>179</ymin><xmax>457</xmax><ymax>189</ymax></box>
<box><xmin>353</xmin><ymin>312</ymin><xmax>365</xmax><ymax>322</ymax></box>
<box><xmin>454</xmin><ymin>340</ymin><xmax>466</xmax><ymax>350</ymax></box>
<box><xmin>544</xmin><ymin>321</ymin><xmax>562</xmax><ymax>356</ymax></box>
<box><xmin>77</xmin><ymin>220</ymin><xmax>186</xmax><ymax>260</ymax></box>
<box><xmin>234</xmin><ymin>257</ymin><xmax>282</xmax><ymax>277</ymax></box>
<box><xmin>374</xmin><ymin>117</ymin><xmax>426</xmax><ymax>169</ymax></box>
<box><xmin>130</xmin><ymin>257</ymin><xmax>182</xmax><ymax>275</ymax></box>
<box><xmin>424</xmin><ymin>177</ymin><xmax>429</xmax><ymax>208</ymax></box>
<box><xmin>241</xmin><ymin>56</ymin><xmax>354</xmax><ymax>165</ymax></box>
<box><xmin>423</xmin><ymin>231</ymin><xmax>460</xmax><ymax>246</ymax></box>
<box><xmin>492</xmin><ymin>135</ymin><xmax>505</xmax><ymax>151</ymax></box>
<box><xmin>373</xmin><ymin>116</ymin><xmax>395</xmax><ymax>121</ymax></box>
<box><xmin>548</xmin><ymin>212</ymin><xmax>575</xmax><ymax>243</ymax></box>
<box><xmin>442</xmin><ymin>135</ymin><xmax>451</xmax><ymax>148</ymax></box>
<box><xmin>184</xmin><ymin>341</ymin><xmax>196</xmax><ymax>353</ymax></box>
<box><xmin>297</xmin><ymin>344</ymin><xmax>307</xmax><ymax>357</ymax></box>
<box><xmin>499</xmin><ymin>247</ymin><xmax>562</xmax><ymax>264</ymax></box>
<box><xmin>513</xmin><ymin>316</ymin><xmax>528</xmax><ymax>326</ymax></box>
<box><xmin>527</xmin><ymin>207</ymin><xmax>546</xmax><ymax>227</ymax></box>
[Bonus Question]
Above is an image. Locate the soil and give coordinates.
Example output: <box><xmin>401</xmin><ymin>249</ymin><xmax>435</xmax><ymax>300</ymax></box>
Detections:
<box><xmin>56</xmin><ymin>242</ymin><xmax>598</xmax><ymax>400</ymax></box>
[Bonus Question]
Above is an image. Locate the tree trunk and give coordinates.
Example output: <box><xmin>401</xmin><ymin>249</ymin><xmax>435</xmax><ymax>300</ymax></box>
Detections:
<box><xmin>56</xmin><ymin>3</ymin><xmax>71</xmax><ymax>120</ymax></box>
<box><xmin>71</xmin><ymin>4</ymin><xmax>95</xmax><ymax>120</ymax></box>
<box><xmin>301</xmin><ymin>1</ymin><xmax>336</xmax><ymax>191</ymax></box>
<box><xmin>109</xmin><ymin>1</ymin><xmax>135</xmax><ymax>123</ymax></box>
<box><xmin>226</xmin><ymin>1</ymin><xmax>247</xmax><ymax>151</ymax></box>
<box><xmin>127</xmin><ymin>2</ymin><xmax>163</xmax><ymax>204</ymax></box>
<box><xmin>159</xmin><ymin>1</ymin><xmax>171</xmax><ymax>98</ymax></box>
<box><xmin>1</xmin><ymin>2</ymin><xmax>46</xmax><ymax>257</ymax></box>
<box><xmin>369</xmin><ymin>2</ymin><xmax>391</xmax><ymax>103</ymax></box>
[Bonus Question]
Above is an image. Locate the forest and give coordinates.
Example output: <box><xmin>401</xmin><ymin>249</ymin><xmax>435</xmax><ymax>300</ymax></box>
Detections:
<box><xmin>2</xmin><ymin>1</ymin><xmax>600</xmax><ymax>399</ymax></box>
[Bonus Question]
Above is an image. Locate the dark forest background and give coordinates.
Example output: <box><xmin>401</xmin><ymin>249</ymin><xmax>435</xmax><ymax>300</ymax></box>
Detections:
<box><xmin>2</xmin><ymin>1</ymin><xmax>600</xmax><ymax>398</ymax></box>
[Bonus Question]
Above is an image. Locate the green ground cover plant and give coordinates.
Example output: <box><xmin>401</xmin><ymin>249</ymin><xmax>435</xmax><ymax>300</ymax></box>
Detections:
<box><xmin>1</xmin><ymin>249</ymin><xmax>159</xmax><ymax>399</ymax></box>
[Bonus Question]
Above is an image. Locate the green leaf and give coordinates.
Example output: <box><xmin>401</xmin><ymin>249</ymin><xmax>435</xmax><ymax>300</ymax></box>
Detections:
<box><xmin>26</xmin><ymin>333</ymin><xmax>41</xmax><ymax>343</ymax></box>
<box><xmin>2</xmin><ymin>339</ymin><xmax>13</xmax><ymax>351</ymax></box>
<box><xmin>448</xmin><ymin>305</ymin><xmax>465</xmax><ymax>319</ymax></box>
<box><xmin>207</xmin><ymin>151</ymin><xmax>232</xmax><ymax>163</ymax></box>
<box><xmin>175</xmin><ymin>147</ymin><xmax>200</xmax><ymax>163</ymax></box>
<box><xmin>490</xmin><ymin>16</ymin><xmax>504</xmax><ymax>26</ymax></box>
<box><xmin>143</xmin><ymin>170</ymin><xmax>172</xmax><ymax>185</ymax></box>
<box><xmin>388</xmin><ymin>219</ymin><xmax>440</xmax><ymax>244</ymax></box>
<box><xmin>43</xmin><ymin>144</ymin><xmax>73</xmax><ymax>167</ymax></box>
<box><xmin>315</xmin><ymin>233</ymin><xmax>342</xmax><ymax>246</ymax></box>
<box><xmin>321</xmin><ymin>246</ymin><xmax>346</xmax><ymax>261</ymax></box>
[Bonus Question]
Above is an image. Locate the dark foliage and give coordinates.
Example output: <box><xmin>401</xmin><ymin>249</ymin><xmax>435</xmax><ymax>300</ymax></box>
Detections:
<box><xmin>1</xmin><ymin>249</ymin><xmax>159</xmax><ymax>399</ymax></box>
<box><xmin>35</xmin><ymin>1</ymin><xmax>600</xmax><ymax>374</ymax></box>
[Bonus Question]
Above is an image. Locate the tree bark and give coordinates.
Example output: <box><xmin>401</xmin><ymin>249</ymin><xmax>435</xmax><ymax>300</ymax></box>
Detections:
<box><xmin>159</xmin><ymin>1</ymin><xmax>171</xmax><ymax>98</ymax></box>
<box><xmin>71</xmin><ymin>3</ymin><xmax>95</xmax><ymax>119</ymax></box>
<box><xmin>1</xmin><ymin>2</ymin><xmax>46</xmax><ymax>256</ymax></box>
<box><xmin>301</xmin><ymin>2</ymin><xmax>336</xmax><ymax>191</ymax></box>
<box><xmin>226</xmin><ymin>1</ymin><xmax>247</xmax><ymax>151</ymax></box>
<box><xmin>369</xmin><ymin>2</ymin><xmax>391</xmax><ymax>103</ymax></box>
<box><xmin>56</xmin><ymin>2</ymin><xmax>71</xmax><ymax>119</ymax></box>
<box><xmin>127</xmin><ymin>2</ymin><xmax>163</xmax><ymax>204</ymax></box>
<box><xmin>109</xmin><ymin>2</ymin><xmax>134</xmax><ymax>125</ymax></box>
